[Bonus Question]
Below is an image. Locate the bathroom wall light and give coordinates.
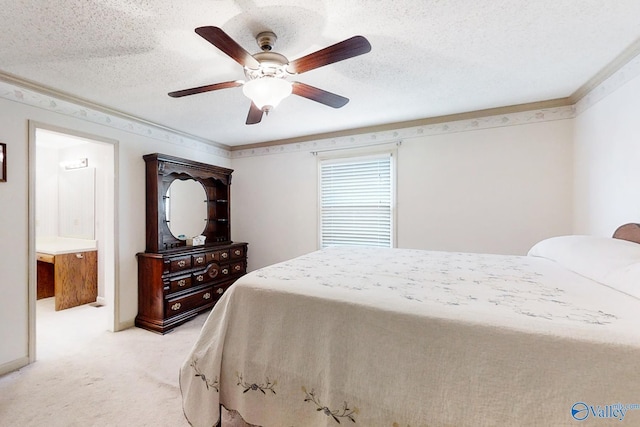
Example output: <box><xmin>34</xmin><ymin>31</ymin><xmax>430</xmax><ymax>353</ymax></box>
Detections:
<box><xmin>63</xmin><ymin>158</ymin><xmax>88</xmax><ymax>170</ymax></box>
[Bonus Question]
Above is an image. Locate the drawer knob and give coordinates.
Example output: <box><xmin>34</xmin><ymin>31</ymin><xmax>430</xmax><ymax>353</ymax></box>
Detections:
<box><xmin>222</xmin><ymin>268</ymin><xmax>229</xmax><ymax>275</ymax></box>
<box><xmin>221</xmin><ymin>252</ymin><xmax>228</xmax><ymax>259</ymax></box>
<box><xmin>196</xmin><ymin>274</ymin><xmax>204</xmax><ymax>282</ymax></box>
<box><xmin>203</xmin><ymin>293</ymin><xmax>211</xmax><ymax>300</ymax></box>
<box><xmin>216</xmin><ymin>288</ymin><xmax>224</xmax><ymax>294</ymax></box>
<box><xmin>234</xmin><ymin>265</ymin><xmax>241</xmax><ymax>271</ymax></box>
<box><xmin>196</xmin><ymin>257</ymin><xmax>204</xmax><ymax>264</ymax></box>
<box><xmin>177</xmin><ymin>279</ymin><xmax>187</xmax><ymax>287</ymax></box>
<box><xmin>178</xmin><ymin>260</ymin><xmax>186</xmax><ymax>267</ymax></box>
<box><xmin>171</xmin><ymin>302</ymin><xmax>181</xmax><ymax>311</ymax></box>
<box><xmin>234</xmin><ymin>249</ymin><xmax>241</xmax><ymax>256</ymax></box>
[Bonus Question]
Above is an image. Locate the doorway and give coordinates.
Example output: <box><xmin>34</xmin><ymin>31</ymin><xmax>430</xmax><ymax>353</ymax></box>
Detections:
<box><xmin>29</xmin><ymin>123</ymin><xmax>117</xmax><ymax>361</ymax></box>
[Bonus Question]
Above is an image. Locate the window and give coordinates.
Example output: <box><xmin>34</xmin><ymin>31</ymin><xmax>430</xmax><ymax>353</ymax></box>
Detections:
<box><xmin>319</xmin><ymin>152</ymin><xmax>395</xmax><ymax>248</ymax></box>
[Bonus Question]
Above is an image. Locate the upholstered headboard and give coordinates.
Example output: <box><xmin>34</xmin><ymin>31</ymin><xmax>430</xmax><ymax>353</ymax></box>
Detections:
<box><xmin>613</xmin><ymin>223</ymin><xmax>640</xmax><ymax>244</ymax></box>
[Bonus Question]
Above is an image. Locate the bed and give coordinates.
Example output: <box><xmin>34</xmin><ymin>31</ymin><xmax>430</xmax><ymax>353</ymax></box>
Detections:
<box><xmin>180</xmin><ymin>224</ymin><xmax>640</xmax><ymax>427</ymax></box>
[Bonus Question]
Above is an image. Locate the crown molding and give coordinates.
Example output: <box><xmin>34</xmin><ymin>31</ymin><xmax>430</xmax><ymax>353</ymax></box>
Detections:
<box><xmin>230</xmin><ymin>101</ymin><xmax>576</xmax><ymax>158</ymax></box>
<box><xmin>570</xmin><ymin>36</ymin><xmax>640</xmax><ymax>106</ymax></box>
<box><xmin>233</xmin><ymin>98</ymin><xmax>572</xmax><ymax>152</ymax></box>
<box><xmin>0</xmin><ymin>71</ymin><xmax>231</xmax><ymax>159</ymax></box>
<box><xmin>573</xmin><ymin>39</ymin><xmax>640</xmax><ymax>115</ymax></box>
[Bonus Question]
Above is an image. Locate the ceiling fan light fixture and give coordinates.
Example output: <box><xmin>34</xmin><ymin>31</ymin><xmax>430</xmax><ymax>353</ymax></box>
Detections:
<box><xmin>242</xmin><ymin>77</ymin><xmax>292</xmax><ymax>112</ymax></box>
<box><xmin>170</xmin><ymin>26</ymin><xmax>371</xmax><ymax>124</ymax></box>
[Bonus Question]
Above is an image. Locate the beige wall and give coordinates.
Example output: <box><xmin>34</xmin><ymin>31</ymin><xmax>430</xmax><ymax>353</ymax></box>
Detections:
<box><xmin>231</xmin><ymin>150</ymin><xmax>319</xmax><ymax>271</ymax></box>
<box><xmin>0</xmin><ymin>99</ymin><xmax>31</xmax><ymax>372</ymax></box>
<box><xmin>573</xmin><ymin>70</ymin><xmax>640</xmax><ymax>235</ymax></box>
<box><xmin>231</xmin><ymin>119</ymin><xmax>575</xmax><ymax>271</ymax></box>
<box><xmin>397</xmin><ymin>121</ymin><xmax>574</xmax><ymax>254</ymax></box>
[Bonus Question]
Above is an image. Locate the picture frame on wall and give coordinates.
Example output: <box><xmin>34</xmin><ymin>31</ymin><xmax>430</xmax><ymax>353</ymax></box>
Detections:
<box><xmin>0</xmin><ymin>143</ymin><xmax>6</xmax><ymax>182</ymax></box>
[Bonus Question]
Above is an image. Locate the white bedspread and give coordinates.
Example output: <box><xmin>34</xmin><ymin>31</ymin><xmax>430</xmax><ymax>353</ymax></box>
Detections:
<box><xmin>180</xmin><ymin>247</ymin><xmax>640</xmax><ymax>426</ymax></box>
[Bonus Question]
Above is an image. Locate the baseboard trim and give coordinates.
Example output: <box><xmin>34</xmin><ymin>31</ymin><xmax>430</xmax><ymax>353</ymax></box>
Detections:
<box><xmin>0</xmin><ymin>356</ymin><xmax>29</xmax><ymax>376</ymax></box>
<box><xmin>116</xmin><ymin>319</ymin><xmax>135</xmax><ymax>332</ymax></box>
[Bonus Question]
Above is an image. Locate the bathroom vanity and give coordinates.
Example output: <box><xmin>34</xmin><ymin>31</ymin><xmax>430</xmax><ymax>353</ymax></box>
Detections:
<box><xmin>36</xmin><ymin>237</ymin><xmax>98</xmax><ymax>310</ymax></box>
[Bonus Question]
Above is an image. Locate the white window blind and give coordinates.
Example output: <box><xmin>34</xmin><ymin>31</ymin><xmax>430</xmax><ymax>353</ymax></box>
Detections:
<box><xmin>320</xmin><ymin>153</ymin><xmax>393</xmax><ymax>248</ymax></box>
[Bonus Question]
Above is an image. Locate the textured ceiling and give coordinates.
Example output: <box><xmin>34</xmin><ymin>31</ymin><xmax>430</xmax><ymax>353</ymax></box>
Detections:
<box><xmin>2</xmin><ymin>1</ymin><xmax>640</xmax><ymax>147</ymax></box>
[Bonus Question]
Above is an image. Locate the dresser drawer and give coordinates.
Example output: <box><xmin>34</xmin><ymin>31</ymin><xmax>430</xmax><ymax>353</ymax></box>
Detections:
<box><xmin>192</xmin><ymin>253</ymin><xmax>207</xmax><ymax>267</ymax></box>
<box><xmin>166</xmin><ymin>287</ymin><xmax>214</xmax><ymax>317</ymax></box>
<box><xmin>219</xmin><ymin>264</ymin><xmax>233</xmax><ymax>279</ymax></box>
<box><xmin>231</xmin><ymin>261</ymin><xmax>246</xmax><ymax>275</ymax></box>
<box><xmin>212</xmin><ymin>281</ymin><xmax>234</xmax><ymax>298</ymax></box>
<box><xmin>168</xmin><ymin>275</ymin><xmax>192</xmax><ymax>293</ymax></box>
<box><xmin>206</xmin><ymin>250</ymin><xmax>229</xmax><ymax>263</ymax></box>
<box><xmin>169</xmin><ymin>255</ymin><xmax>192</xmax><ymax>273</ymax></box>
<box><xmin>192</xmin><ymin>270</ymin><xmax>208</xmax><ymax>286</ymax></box>
<box><xmin>230</xmin><ymin>246</ymin><xmax>245</xmax><ymax>259</ymax></box>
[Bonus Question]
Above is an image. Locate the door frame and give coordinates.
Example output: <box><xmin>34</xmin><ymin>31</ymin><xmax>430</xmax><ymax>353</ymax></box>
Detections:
<box><xmin>27</xmin><ymin>121</ymin><xmax>120</xmax><ymax>362</ymax></box>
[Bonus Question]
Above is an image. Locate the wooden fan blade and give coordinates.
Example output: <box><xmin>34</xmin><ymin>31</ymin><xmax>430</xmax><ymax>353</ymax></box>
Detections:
<box><xmin>287</xmin><ymin>35</ymin><xmax>371</xmax><ymax>74</ymax></box>
<box><xmin>292</xmin><ymin>82</ymin><xmax>349</xmax><ymax>108</ymax></box>
<box><xmin>195</xmin><ymin>26</ymin><xmax>260</xmax><ymax>69</ymax></box>
<box><xmin>246</xmin><ymin>102</ymin><xmax>264</xmax><ymax>125</ymax></box>
<box><xmin>168</xmin><ymin>80</ymin><xmax>243</xmax><ymax>98</ymax></box>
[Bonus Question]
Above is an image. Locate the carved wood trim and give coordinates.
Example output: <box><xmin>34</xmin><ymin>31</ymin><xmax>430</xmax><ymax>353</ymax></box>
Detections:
<box><xmin>143</xmin><ymin>153</ymin><xmax>234</xmax><ymax>253</ymax></box>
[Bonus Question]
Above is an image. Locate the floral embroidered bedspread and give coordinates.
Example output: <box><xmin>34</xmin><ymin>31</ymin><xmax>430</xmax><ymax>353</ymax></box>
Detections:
<box><xmin>180</xmin><ymin>247</ymin><xmax>640</xmax><ymax>427</ymax></box>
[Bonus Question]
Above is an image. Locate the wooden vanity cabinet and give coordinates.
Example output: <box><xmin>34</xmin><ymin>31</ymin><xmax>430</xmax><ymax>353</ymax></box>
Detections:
<box><xmin>36</xmin><ymin>250</ymin><xmax>98</xmax><ymax>310</ymax></box>
<box><xmin>136</xmin><ymin>153</ymin><xmax>247</xmax><ymax>334</ymax></box>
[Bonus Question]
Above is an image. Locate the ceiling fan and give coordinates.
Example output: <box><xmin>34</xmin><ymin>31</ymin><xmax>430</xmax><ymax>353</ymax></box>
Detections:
<box><xmin>168</xmin><ymin>26</ymin><xmax>372</xmax><ymax>125</ymax></box>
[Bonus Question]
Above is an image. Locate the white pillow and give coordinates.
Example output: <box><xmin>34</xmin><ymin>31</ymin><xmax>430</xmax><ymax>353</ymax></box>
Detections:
<box><xmin>527</xmin><ymin>235</ymin><xmax>640</xmax><ymax>298</ymax></box>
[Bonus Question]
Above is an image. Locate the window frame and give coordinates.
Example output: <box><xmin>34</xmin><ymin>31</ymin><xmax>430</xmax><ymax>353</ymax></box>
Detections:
<box><xmin>316</xmin><ymin>147</ymin><xmax>397</xmax><ymax>249</ymax></box>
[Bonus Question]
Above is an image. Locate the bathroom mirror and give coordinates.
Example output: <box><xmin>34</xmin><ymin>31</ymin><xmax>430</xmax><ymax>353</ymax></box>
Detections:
<box><xmin>59</xmin><ymin>167</ymin><xmax>96</xmax><ymax>239</ymax></box>
<box><xmin>166</xmin><ymin>178</ymin><xmax>207</xmax><ymax>239</ymax></box>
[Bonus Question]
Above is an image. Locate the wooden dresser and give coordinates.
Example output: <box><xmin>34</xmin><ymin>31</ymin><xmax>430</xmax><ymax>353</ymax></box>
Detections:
<box><xmin>136</xmin><ymin>153</ymin><xmax>247</xmax><ymax>334</ymax></box>
<box><xmin>136</xmin><ymin>242</ymin><xmax>246</xmax><ymax>333</ymax></box>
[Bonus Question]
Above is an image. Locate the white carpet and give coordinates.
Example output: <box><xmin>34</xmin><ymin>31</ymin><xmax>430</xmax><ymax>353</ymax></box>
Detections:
<box><xmin>0</xmin><ymin>298</ymin><xmax>207</xmax><ymax>426</ymax></box>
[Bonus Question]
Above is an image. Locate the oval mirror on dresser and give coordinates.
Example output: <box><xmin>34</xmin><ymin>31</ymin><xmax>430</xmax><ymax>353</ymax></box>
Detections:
<box><xmin>166</xmin><ymin>178</ymin><xmax>207</xmax><ymax>239</ymax></box>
